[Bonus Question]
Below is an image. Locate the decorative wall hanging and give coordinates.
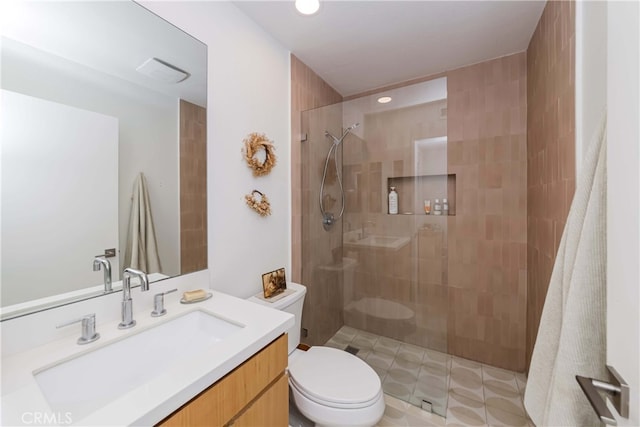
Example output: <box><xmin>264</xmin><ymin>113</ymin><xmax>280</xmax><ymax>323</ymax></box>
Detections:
<box><xmin>243</xmin><ymin>132</ymin><xmax>276</xmax><ymax>177</ymax></box>
<box><xmin>245</xmin><ymin>190</ymin><xmax>271</xmax><ymax>216</ymax></box>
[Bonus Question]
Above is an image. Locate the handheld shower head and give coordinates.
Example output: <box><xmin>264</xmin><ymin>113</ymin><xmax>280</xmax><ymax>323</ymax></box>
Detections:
<box><xmin>319</xmin><ymin>122</ymin><xmax>360</xmax><ymax>231</ymax></box>
<box><xmin>338</xmin><ymin>123</ymin><xmax>360</xmax><ymax>144</ymax></box>
<box><xmin>325</xmin><ymin>123</ymin><xmax>360</xmax><ymax>146</ymax></box>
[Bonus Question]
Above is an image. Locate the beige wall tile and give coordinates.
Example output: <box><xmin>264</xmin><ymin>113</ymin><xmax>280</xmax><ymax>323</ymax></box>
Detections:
<box><xmin>526</xmin><ymin>0</ymin><xmax>575</xmax><ymax>370</ymax></box>
<box><xmin>291</xmin><ymin>55</ymin><xmax>343</xmax><ymax>345</ymax></box>
<box><xmin>180</xmin><ymin>100</ymin><xmax>207</xmax><ymax>274</ymax></box>
<box><xmin>447</xmin><ymin>52</ymin><xmax>527</xmax><ymax>372</ymax></box>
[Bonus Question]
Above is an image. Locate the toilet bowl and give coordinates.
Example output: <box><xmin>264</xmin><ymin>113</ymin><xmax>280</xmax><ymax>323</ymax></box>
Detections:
<box><xmin>247</xmin><ymin>282</ymin><xmax>384</xmax><ymax>427</ymax></box>
<box><xmin>288</xmin><ymin>346</ymin><xmax>385</xmax><ymax>426</ymax></box>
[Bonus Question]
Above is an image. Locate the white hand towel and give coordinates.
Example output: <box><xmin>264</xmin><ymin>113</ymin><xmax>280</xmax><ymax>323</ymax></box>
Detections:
<box><xmin>524</xmin><ymin>117</ymin><xmax>607</xmax><ymax>426</ymax></box>
<box><xmin>124</xmin><ymin>173</ymin><xmax>162</xmax><ymax>274</ymax></box>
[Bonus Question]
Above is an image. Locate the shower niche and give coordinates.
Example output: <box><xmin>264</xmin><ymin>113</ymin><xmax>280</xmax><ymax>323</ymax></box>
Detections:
<box><xmin>386</xmin><ymin>173</ymin><xmax>456</xmax><ymax>216</ymax></box>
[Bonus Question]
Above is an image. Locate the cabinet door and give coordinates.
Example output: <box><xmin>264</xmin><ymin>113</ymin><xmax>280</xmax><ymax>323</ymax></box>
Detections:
<box><xmin>232</xmin><ymin>374</ymin><xmax>289</xmax><ymax>427</ymax></box>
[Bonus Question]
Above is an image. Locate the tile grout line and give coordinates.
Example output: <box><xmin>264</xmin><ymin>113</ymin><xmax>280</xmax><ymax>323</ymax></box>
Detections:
<box><xmin>481</xmin><ymin>364</ymin><xmax>488</xmax><ymax>425</ymax></box>
<box><xmin>446</xmin><ymin>353</ymin><xmax>453</xmax><ymax>423</ymax></box>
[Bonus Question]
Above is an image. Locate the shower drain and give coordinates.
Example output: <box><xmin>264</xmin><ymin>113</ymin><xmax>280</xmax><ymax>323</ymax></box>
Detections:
<box><xmin>344</xmin><ymin>345</ymin><xmax>360</xmax><ymax>355</ymax></box>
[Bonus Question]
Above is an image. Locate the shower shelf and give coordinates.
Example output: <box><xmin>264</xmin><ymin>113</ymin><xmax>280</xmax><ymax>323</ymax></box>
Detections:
<box><xmin>387</xmin><ymin>173</ymin><xmax>456</xmax><ymax>216</ymax></box>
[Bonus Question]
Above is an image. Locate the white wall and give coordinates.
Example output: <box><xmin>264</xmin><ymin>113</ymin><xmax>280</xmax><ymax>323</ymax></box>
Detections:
<box><xmin>575</xmin><ymin>4</ymin><xmax>640</xmax><ymax>422</ymax></box>
<box><xmin>141</xmin><ymin>1</ymin><xmax>291</xmax><ymax>298</ymax></box>
<box><xmin>1</xmin><ymin>38</ymin><xmax>180</xmax><ymax>277</ymax></box>
<box><xmin>1</xmin><ymin>90</ymin><xmax>118</xmax><ymax>305</ymax></box>
<box><xmin>606</xmin><ymin>2</ymin><xmax>640</xmax><ymax>424</ymax></box>
<box><xmin>575</xmin><ymin>1</ymin><xmax>607</xmax><ymax>171</ymax></box>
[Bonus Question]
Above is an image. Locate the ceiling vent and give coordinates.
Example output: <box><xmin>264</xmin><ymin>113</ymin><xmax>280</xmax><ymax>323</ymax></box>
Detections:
<box><xmin>136</xmin><ymin>58</ymin><xmax>189</xmax><ymax>84</ymax></box>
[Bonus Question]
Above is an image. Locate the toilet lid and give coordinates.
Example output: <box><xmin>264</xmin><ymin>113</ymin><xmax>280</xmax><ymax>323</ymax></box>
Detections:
<box><xmin>288</xmin><ymin>346</ymin><xmax>381</xmax><ymax>406</ymax></box>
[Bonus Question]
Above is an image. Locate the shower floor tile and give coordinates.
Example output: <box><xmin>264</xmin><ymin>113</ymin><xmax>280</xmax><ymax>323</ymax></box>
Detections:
<box><xmin>325</xmin><ymin>326</ymin><xmax>534</xmax><ymax>426</ymax></box>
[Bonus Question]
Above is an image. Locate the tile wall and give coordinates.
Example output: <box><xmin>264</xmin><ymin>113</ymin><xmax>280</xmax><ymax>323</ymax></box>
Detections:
<box><xmin>294</xmin><ymin>52</ymin><xmax>529</xmax><ymax>370</ymax></box>
<box><xmin>179</xmin><ymin>100</ymin><xmax>207</xmax><ymax>274</ymax></box>
<box><xmin>291</xmin><ymin>55</ymin><xmax>344</xmax><ymax>345</ymax></box>
<box><xmin>526</xmin><ymin>1</ymin><xmax>576</xmax><ymax>368</ymax></box>
<box><xmin>342</xmin><ymin>101</ymin><xmax>449</xmax><ymax>352</ymax></box>
<box><xmin>446</xmin><ymin>53</ymin><xmax>528</xmax><ymax>371</ymax></box>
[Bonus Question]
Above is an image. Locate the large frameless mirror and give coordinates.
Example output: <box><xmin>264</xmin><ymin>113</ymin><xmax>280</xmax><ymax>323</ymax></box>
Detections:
<box><xmin>1</xmin><ymin>1</ymin><xmax>207</xmax><ymax>320</ymax></box>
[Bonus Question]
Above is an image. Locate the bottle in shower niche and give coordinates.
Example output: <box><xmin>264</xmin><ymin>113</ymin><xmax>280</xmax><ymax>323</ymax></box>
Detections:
<box><xmin>433</xmin><ymin>198</ymin><xmax>442</xmax><ymax>215</ymax></box>
<box><xmin>388</xmin><ymin>187</ymin><xmax>398</xmax><ymax>215</ymax></box>
<box><xmin>443</xmin><ymin>198</ymin><xmax>449</xmax><ymax>216</ymax></box>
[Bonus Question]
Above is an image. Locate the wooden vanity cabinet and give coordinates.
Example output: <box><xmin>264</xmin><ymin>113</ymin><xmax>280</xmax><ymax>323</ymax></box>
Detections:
<box><xmin>158</xmin><ymin>334</ymin><xmax>288</xmax><ymax>427</ymax></box>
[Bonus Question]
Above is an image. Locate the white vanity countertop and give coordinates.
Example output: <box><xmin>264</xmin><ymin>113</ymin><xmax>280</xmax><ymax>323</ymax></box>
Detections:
<box><xmin>1</xmin><ymin>291</ymin><xmax>294</xmax><ymax>426</ymax></box>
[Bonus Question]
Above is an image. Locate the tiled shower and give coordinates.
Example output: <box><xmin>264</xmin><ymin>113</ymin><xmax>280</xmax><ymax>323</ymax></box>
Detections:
<box><xmin>299</xmin><ymin>53</ymin><xmax>528</xmax><ymax>417</ymax></box>
<box><xmin>293</xmin><ymin>0</ymin><xmax>574</xmax><ymax>420</ymax></box>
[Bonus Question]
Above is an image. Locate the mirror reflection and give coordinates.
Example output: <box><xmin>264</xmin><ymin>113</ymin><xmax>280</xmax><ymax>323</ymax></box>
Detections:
<box><xmin>0</xmin><ymin>1</ymin><xmax>207</xmax><ymax>318</ymax></box>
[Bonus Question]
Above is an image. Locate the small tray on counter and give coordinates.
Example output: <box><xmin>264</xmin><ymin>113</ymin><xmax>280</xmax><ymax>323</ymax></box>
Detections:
<box><xmin>180</xmin><ymin>292</ymin><xmax>213</xmax><ymax>304</ymax></box>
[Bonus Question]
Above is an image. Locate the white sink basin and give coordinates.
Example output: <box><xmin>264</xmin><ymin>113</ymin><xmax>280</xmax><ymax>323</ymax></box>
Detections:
<box><xmin>34</xmin><ymin>310</ymin><xmax>243</xmax><ymax>421</ymax></box>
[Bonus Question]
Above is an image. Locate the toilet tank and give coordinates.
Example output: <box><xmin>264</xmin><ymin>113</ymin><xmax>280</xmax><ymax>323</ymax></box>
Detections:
<box><xmin>246</xmin><ymin>281</ymin><xmax>307</xmax><ymax>355</ymax></box>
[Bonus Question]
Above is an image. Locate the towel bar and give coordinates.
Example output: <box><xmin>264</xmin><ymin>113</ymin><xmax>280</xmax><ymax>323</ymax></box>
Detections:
<box><xmin>95</xmin><ymin>248</ymin><xmax>116</xmax><ymax>258</ymax></box>
<box><xmin>576</xmin><ymin>365</ymin><xmax>629</xmax><ymax>426</ymax></box>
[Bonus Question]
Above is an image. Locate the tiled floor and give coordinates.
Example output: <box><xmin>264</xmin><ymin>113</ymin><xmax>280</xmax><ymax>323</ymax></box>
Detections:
<box><xmin>289</xmin><ymin>388</ymin><xmax>445</xmax><ymax>427</ymax></box>
<box><xmin>325</xmin><ymin>326</ymin><xmax>533</xmax><ymax>426</ymax></box>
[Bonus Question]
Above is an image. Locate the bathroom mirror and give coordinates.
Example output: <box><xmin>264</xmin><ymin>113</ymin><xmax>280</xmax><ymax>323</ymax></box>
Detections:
<box><xmin>0</xmin><ymin>1</ymin><xmax>207</xmax><ymax>320</ymax></box>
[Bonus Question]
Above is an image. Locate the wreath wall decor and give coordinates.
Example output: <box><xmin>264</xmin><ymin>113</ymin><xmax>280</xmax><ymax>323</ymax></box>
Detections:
<box><xmin>245</xmin><ymin>190</ymin><xmax>272</xmax><ymax>216</ymax></box>
<box><xmin>243</xmin><ymin>133</ymin><xmax>276</xmax><ymax>177</ymax></box>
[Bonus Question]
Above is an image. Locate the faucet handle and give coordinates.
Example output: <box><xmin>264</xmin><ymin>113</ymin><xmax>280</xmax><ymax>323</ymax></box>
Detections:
<box><xmin>56</xmin><ymin>313</ymin><xmax>100</xmax><ymax>345</ymax></box>
<box><xmin>151</xmin><ymin>289</ymin><xmax>177</xmax><ymax>317</ymax></box>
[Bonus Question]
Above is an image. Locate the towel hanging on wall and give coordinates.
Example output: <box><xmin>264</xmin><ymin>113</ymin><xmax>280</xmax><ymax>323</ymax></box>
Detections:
<box><xmin>524</xmin><ymin>116</ymin><xmax>607</xmax><ymax>426</ymax></box>
<box><xmin>124</xmin><ymin>172</ymin><xmax>162</xmax><ymax>274</ymax></box>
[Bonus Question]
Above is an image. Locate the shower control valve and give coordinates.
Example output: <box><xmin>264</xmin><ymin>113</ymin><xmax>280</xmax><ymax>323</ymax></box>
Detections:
<box><xmin>322</xmin><ymin>213</ymin><xmax>335</xmax><ymax>231</ymax></box>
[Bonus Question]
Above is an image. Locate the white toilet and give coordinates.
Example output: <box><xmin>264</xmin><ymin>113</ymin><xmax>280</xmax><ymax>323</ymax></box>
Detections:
<box><xmin>248</xmin><ymin>281</ymin><xmax>385</xmax><ymax>427</ymax></box>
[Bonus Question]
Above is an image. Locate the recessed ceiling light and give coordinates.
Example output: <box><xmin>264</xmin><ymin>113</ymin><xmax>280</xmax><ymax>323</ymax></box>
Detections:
<box><xmin>295</xmin><ymin>0</ymin><xmax>320</xmax><ymax>15</ymax></box>
<box><xmin>377</xmin><ymin>96</ymin><xmax>392</xmax><ymax>104</ymax></box>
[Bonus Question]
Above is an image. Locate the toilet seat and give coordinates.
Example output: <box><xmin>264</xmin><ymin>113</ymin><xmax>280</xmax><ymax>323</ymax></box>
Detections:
<box><xmin>290</xmin><ymin>377</ymin><xmax>383</xmax><ymax>409</ymax></box>
<box><xmin>288</xmin><ymin>346</ymin><xmax>381</xmax><ymax>409</ymax></box>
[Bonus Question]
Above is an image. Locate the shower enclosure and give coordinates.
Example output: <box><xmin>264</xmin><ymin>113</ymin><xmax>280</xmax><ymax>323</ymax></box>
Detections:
<box><xmin>300</xmin><ymin>78</ymin><xmax>452</xmax><ymax>415</ymax></box>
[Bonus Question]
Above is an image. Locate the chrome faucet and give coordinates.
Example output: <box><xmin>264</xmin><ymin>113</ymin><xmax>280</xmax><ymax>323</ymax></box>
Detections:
<box><xmin>57</xmin><ymin>313</ymin><xmax>100</xmax><ymax>345</ymax></box>
<box><xmin>93</xmin><ymin>257</ymin><xmax>112</xmax><ymax>293</ymax></box>
<box><xmin>118</xmin><ymin>268</ymin><xmax>149</xmax><ymax>329</ymax></box>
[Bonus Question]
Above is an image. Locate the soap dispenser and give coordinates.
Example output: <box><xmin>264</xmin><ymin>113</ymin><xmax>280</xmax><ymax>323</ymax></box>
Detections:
<box><xmin>388</xmin><ymin>187</ymin><xmax>398</xmax><ymax>215</ymax></box>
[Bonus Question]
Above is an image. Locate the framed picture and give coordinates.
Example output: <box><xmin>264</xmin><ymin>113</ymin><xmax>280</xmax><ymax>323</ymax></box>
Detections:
<box><xmin>262</xmin><ymin>267</ymin><xmax>287</xmax><ymax>298</ymax></box>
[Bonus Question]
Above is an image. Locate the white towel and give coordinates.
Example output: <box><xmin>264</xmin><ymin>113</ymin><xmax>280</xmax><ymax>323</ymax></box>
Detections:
<box><xmin>124</xmin><ymin>173</ymin><xmax>162</xmax><ymax>274</ymax></box>
<box><xmin>524</xmin><ymin>117</ymin><xmax>607</xmax><ymax>426</ymax></box>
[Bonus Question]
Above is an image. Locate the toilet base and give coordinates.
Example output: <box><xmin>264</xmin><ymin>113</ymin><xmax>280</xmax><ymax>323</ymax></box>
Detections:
<box><xmin>289</xmin><ymin>382</ymin><xmax>385</xmax><ymax>427</ymax></box>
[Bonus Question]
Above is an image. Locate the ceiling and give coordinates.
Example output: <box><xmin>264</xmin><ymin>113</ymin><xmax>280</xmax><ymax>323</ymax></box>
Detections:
<box><xmin>234</xmin><ymin>0</ymin><xmax>546</xmax><ymax>97</ymax></box>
